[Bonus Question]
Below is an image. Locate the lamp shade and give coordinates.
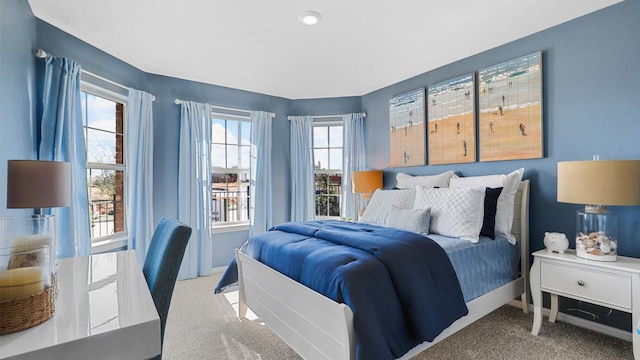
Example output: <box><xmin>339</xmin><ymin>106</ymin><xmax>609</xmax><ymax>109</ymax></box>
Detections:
<box><xmin>6</xmin><ymin>160</ymin><xmax>71</xmax><ymax>208</ymax></box>
<box><xmin>557</xmin><ymin>160</ymin><xmax>640</xmax><ymax>206</ymax></box>
<box><xmin>352</xmin><ymin>170</ymin><xmax>383</xmax><ymax>194</ymax></box>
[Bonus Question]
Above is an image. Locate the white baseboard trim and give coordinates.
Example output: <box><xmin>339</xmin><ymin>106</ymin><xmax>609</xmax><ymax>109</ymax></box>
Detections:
<box><xmin>211</xmin><ymin>266</ymin><xmax>227</xmax><ymax>274</ymax></box>
<box><xmin>507</xmin><ymin>301</ymin><xmax>631</xmax><ymax>342</ymax></box>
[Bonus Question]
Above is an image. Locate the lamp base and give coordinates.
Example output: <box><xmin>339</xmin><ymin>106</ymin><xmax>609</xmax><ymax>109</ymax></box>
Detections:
<box><xmin>575</xmin><ymin>207</ymin><xmax>618</xmax><ymax>262</ymax></box>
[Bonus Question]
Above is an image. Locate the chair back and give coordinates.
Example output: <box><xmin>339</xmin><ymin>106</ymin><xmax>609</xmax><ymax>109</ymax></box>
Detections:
<box><xmin>143</xmin><ymin>217</ymin><xmax>192</xmax><ymax>347</ymax></box>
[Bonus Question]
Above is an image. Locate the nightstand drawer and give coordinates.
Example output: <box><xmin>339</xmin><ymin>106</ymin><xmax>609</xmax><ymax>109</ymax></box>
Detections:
<box><xmin>540</xmin><ymin>262</ymin><xmax>632</xmax><ymax>310</ymax></box>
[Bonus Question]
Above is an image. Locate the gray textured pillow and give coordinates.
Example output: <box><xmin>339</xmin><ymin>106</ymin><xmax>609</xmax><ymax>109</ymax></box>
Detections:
<box><xmin>385</xmin><ymin>206</ymin><xmax>431</xmax><ymax>235</ymax></box>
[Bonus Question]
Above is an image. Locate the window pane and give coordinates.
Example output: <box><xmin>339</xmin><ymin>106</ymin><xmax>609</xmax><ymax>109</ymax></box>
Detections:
<box><xmin>329</xmin><ymin>126</ymin><xmax>343</xmax><ymax>147</ymax></box>
<box><xmin>226</xmin><ymin>120</ymin><xmax>239</xmax><ymax>145</ymax></box>
<box><xmin>212</xmin><ymin>119</ymin><xmax>226</xmax><ymax>144</ymax></box>
<box><xmin>314</xmin><ymin>149</ymin><xmax>328</xmax><ymax>170</ymax></box>
<box><xmin>85</xmin><ymin>94</ymin><xmax>116</xmax><ymax>132</ymax></box>
<box><xmin>313</xmin><ymin>126</ymin><xmax>328</xmax><ymax>148</ymax></box>
<box><xmin>227</xmin><ymin>145</ymin><xmax>239</xmax><ymax>168</ymax></box>
<box><xmin>211</xmin><ymin>144</ymin><xmax>226</xmax><ymax>168</ymax></box>
<box><xmin>212</xmin><ymin>173</ymin><xmax>228</xmax><ymax>191</ymax></box>
<box><xmin>329</xmin><ymin>149</ymin><xmax>343</xmax><ymax>170</ymax></box>
<box><xmin>86</xmin><ymin>129</ymin><xmax>116</xmax><ymax>164</ymax></box>
<box><xmin>316</xmin><ymin>196</ymin><xmax>328</xmax><ymax>216</ymax></box>
<box><xmin>88</xmin><ymin>169</ymin><xmax>124</xmax><ymax>239</ymax></box>
<box><xmin>240</xmin><ymin>121</ymin><xmax>251</xmax><ymax>146</ymax></box>
<box><xmin>239</xmin><ymin>145</ymin><xmax>250</xmax><ymax>169</ymax></box>
<box><xmin>328</xmin><ymin>195</ymin><xmax>340</xmax><ymax>216</ymax></box>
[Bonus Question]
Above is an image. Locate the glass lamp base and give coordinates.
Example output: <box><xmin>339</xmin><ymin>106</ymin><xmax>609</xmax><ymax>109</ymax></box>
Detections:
<box><xmin>575</xmin><ymin>206</ymin><xmax>617</xmax><ymax>262</ymax></box>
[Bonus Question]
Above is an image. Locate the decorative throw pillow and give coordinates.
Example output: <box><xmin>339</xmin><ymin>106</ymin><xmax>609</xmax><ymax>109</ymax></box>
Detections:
<box><xmin>481</xmin><ymin>187</ymin><xmax>503</xmax><ymax>239</ymax></box>
<box><xmin>360</xmin><ymin>189</ymin><xmax>415</xmax><ymax>226</ymax></box>
<box><xmin>413</xmin><ymin>186</ymin><xmax>485</xmax><ymax>243</ymax></box>
<box><xmin>396</xmin><ymin>171</ymin><xmax>457</xmax><ymax>189</ymax></box>
<box><xmin>449</xmin><ymin>168</ymin><xmax>524</xmax><ymax>244</ymax></box>
<box><xmin>385</xmin><ymin>206</ymin><xmax>431</xmax><ymax>235</ymax></box>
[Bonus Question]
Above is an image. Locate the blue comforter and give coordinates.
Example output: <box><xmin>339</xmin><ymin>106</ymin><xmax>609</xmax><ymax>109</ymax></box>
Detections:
<box><xmin>215</xmin><ymin>220</ymin><xmax>468</xmax><ymax>360</ymax></box>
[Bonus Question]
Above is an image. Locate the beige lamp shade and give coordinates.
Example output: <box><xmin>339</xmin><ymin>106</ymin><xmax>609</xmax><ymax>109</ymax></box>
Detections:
<box><xmin>557</xmin><ymin>160</ymin><xmax>640</xmax><ymax>206</ymax></box>
<box><xmin>7</xmin><ymin>160</ymin><xmax>71</xmax><ymax>208</ymax></box>
<box><xmin>352</xmin><ymin>170</ymin><xmax>383</xmax><ymax>194</ymax></box>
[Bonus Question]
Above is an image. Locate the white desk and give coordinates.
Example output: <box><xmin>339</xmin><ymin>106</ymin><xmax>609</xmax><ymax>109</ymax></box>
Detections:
<box><xmin>0</xmin><ymin>250</ymin><xmax>161</xmax><ymax>360</ymax></box>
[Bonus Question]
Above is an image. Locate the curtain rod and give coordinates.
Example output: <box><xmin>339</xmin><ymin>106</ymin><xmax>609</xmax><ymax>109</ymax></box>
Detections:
<box><xmin>174</xmin><ymin>99</ymin><xmax>275</xmax><ymax>118</ymax></box>
<box><xmin>35</xmin><ymin>49</ymin><xmax>156</xmax><ymax>101</ymax></box>
<box><xmin>287</xmin><ymin>112</ymin><xmax>366</xmax><ymax>120</ymax></box>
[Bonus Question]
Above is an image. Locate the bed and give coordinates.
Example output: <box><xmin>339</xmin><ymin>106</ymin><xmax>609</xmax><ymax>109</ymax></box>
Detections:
<box><xmin>220</xmin><ymin>179</ymin><xmax>530</xmax><ymax>360</ymax></box>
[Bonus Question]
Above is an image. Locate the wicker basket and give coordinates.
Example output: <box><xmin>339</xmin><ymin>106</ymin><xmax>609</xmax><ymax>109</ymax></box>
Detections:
<box><xmin>0</xmin><ymin>280</ymin><xmax>56</xmax><ymax>335</ymax></box>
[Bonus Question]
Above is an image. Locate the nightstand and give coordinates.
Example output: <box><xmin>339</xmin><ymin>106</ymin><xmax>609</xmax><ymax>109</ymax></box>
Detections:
<box><xmin>530</xmin><ymin>249</ymin><xmax>640</xmax><ymax>358</ymax></box>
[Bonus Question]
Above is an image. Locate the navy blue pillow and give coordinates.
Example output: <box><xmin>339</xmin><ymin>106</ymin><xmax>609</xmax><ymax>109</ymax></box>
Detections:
<box><xmin>481</xmin><ymin>187</ymin><xmax>503</xmax><ymax>239</ymax></box>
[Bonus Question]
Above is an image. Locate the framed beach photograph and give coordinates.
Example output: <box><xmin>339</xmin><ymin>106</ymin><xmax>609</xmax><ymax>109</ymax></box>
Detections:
<box><xmin>389</xmin><ymin>88</ymin><xmax>426</xmax><ymax>167</ymax></box>
<box><xmin>478</xmin><ymin>52</ymin><xmax>543</xmax><ymax>162</ymax></box>
<box><xmin>427</xmin><ymin>73</ymin><xmax>476</xmax><ymax>165</ymax></box>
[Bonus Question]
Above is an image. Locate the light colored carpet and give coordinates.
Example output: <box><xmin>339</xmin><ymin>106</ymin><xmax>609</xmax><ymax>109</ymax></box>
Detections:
<box><xmin>162</xmin><ymin>274</ymin><xmax>633</xmax><ymax>359</ymax></box>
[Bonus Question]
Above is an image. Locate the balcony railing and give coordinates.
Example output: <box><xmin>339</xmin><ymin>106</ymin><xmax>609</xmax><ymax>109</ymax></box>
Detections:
<box><xmin>89</xmin><ymin>197</ymin><xmax>123</xmax><ymax>239</ymax></box>
<box><xmin>212</xmin><ymin>190</ymin><xmax>249</xmax><ymax>224</ymax></box>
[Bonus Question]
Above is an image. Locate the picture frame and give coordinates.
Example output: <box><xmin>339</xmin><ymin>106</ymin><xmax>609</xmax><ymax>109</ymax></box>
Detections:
<box><xmin>389</xmin><ymin>88</ymin><xmax>426</xmax><ymax>167</ymax></box>
<box><xmin>427</xmin><ymin>73</ymin><xmax>476</xmax><ymax>165</ymax></box>
<box><xmin>478</xmin><ymin>52</ymin><xmax>543</xmax><ymax>161</ymax></box>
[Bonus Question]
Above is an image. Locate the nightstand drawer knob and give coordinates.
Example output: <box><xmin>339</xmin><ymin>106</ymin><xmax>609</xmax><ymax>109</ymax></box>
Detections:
<box><xmin>578</xmin><ymin>280</ymin><xmax>585</xmax><ymax>286</ymax></box>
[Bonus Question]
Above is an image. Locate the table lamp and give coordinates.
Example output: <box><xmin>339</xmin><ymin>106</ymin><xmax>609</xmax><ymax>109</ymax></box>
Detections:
<box><xmin>352</xmin><ymin>170</ymin><xmax>383</xmax><ymax>216</ymax></box>
<box><xmin>0</xmin><ymin>160</ymin><xmax>71</xmax><ymax>334</ymax></box>
<box><xmin>557</xmin><ymin>159</ymin><xmax>640</xmax><ymax>262</ymax></box>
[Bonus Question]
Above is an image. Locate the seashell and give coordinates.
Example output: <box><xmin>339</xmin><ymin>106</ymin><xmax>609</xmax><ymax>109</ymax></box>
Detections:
<box><xmin>588</xmin><ymin>232</ymin><xmax>599</xmax><ymax>239</ymax></box>
<box><xmin>610</xmin><ymin>241</ymin><xmax>617</xmax><ymax>249</ymax></box>
<box><xmin>583</xmin><ymin>238</ymin><xmax>597</xmax><ymax>248</ymax></box>
<box><xmin>589</xmin><ymin>248</ymin><xmax>604</xmax><ymax>256</ymax></box>
<box><xmin>576</xmin><ymin>243</ymin><xmax>586</xmax><ymax>251</ymax></box>
<box><xmin>600</xmin><ymin>244</ymin><xmax>611</xmax><ymax>254</ymax></box>
<box><xmin>596</xmin><ymin>236</ymin><xmax>610</xmax><ymax>246</ymax></box>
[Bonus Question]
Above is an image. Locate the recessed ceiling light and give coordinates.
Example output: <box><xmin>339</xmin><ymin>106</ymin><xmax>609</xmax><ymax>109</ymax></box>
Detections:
<box><xmin>298</xmin><ymin>10</ymin><xmax>321</xmax><ymax>26</ymax></box>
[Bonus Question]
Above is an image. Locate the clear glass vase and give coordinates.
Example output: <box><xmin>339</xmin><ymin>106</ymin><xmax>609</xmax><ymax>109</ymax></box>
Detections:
<box><xmin>575</xmin><ymin>206</ymin><xmax>617</xmax><ymax>262</ymax></box>
<box><xmin>0</xmin><ymin>215</ymin><xmax>56</xmax><ymax>286</ymax></box>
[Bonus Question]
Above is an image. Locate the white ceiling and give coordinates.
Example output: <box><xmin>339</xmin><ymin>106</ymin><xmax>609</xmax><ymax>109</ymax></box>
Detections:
<box><xmin>28</xmin><ymin>0</ymin><xmax>621</xmax><ymax>100</ymax></box>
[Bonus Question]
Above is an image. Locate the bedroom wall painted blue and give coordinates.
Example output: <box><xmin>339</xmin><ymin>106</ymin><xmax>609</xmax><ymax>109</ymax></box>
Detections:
<box><xmin>0</xmin><ymin>0</ymin><xmax>38</xmax><ymax>218</ymax></box>
<box><xmin>362</xmin><ymin>0</ymin><xmax>640</xmax><ymax>259</ymax></box>
<box><xmin>3</xmin><ymin>0</ymin><xmax>640</xmax><ymax>272</ymax></box>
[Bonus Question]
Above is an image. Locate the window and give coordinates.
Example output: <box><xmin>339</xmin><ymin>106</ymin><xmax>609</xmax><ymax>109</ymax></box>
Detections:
<box><xmin>80</xmin><ymin>85</ymin><xmax>127</xmax><ymax>244</ymax></box>
<box><xmin>211</xmin><ymin>115</ymin><xmax>251</xmax><ymax>226</ymax></box>
<box><xmin>313</xmin><ymin>123</ymin><xmax>343</xmax><ymax>218</ymax></box>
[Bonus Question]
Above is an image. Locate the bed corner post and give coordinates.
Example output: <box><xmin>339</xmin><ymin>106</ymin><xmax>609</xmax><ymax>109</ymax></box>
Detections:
<box><xmin>235</xmin><ymin>249</ymin><xmax>248</xmax><ymax>320</ymax></box>
<box><xmin>520</xmin><ymin>180</ymin><xmax>531</xmax><ymax>313</ymax></box>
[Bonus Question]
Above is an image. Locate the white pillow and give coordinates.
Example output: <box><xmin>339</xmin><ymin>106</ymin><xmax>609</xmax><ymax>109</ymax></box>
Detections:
<box><xmin>360</xmin><ymin>189</ymin><xmax>415</xmax><ymax>226</ymax></box>
<box><xmin>413</xmin><ymin>186</ymin><xmax>485</xmax><ymax>243</ymax></box>
<box><xmin>385</xmin><ymin>206</ymin><xmax>431</xmax><ymax>235</ymax></box>
<box><xmin>396</xmin><ymin>171</ymin><xmax>457</xmax><ymax>189</ymax></box>
<box><xmin>449</xmin><ymin>168</ymin><xmax>524</xmax><ymax>244</ymax></box>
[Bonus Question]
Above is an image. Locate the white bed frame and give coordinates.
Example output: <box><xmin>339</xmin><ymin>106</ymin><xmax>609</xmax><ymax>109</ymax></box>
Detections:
<box><xmin>235</xmin><ymin>180</ymin><xmax>530</xmax><ymax>360</ymax></box>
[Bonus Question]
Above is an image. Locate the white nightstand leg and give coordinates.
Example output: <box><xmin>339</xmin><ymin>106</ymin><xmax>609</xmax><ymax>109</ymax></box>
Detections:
<box><xmin>549</xmin><ymin>294</ymin><xmax>559</xmax><ymax>323</ymax></box>
<box><xmin>530</xmin><ymin>257</ymin><xmax>543</xmax><ymax>335</ymax></box>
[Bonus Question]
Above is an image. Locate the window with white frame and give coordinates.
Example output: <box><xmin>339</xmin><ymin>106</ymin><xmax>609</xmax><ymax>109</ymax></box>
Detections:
<box><xmin>313</xmin><ymin>122</ymin><xmax>343</xmax><ymax>218</ymax></box>
<box><xmin>211</xmin><ymin>115</ymin><xmax>251</xmax><ymax>226</ymax></box>
<box><xmin>80</xmin><ymin>84</ymin><xmax>127</xmax><ymax>244</ymax></box>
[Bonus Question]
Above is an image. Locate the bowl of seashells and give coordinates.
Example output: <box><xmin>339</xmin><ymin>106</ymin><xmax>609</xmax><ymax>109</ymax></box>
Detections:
<box><xmin>576</xmin><ymin>231</ymin><xmax>617</xmax><ymax>262</ymax></box>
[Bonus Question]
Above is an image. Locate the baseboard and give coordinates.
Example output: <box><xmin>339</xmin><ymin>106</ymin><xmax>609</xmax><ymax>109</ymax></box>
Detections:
<box><xmin>211</xmin><ymin>266</ymin><xmax>227</xmax><ymax>274</ymax></box>
<box><xmin>507</xmin><ymin>301</ymin><xmax>631</xmax><ymax>342</ymax></box>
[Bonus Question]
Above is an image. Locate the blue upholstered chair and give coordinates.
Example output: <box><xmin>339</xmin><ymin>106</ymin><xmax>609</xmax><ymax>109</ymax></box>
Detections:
<box><xmin>143</xmin><ymin>217</ymin><xmax>192</xmax><ymax>358</ymax></box>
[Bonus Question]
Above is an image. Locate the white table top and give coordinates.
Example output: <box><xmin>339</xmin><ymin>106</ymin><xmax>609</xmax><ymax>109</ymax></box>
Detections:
<box><xmin>0</xmin><ymin>250</ymin><xmax>161</xmax><ymax>360</ymax></box>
